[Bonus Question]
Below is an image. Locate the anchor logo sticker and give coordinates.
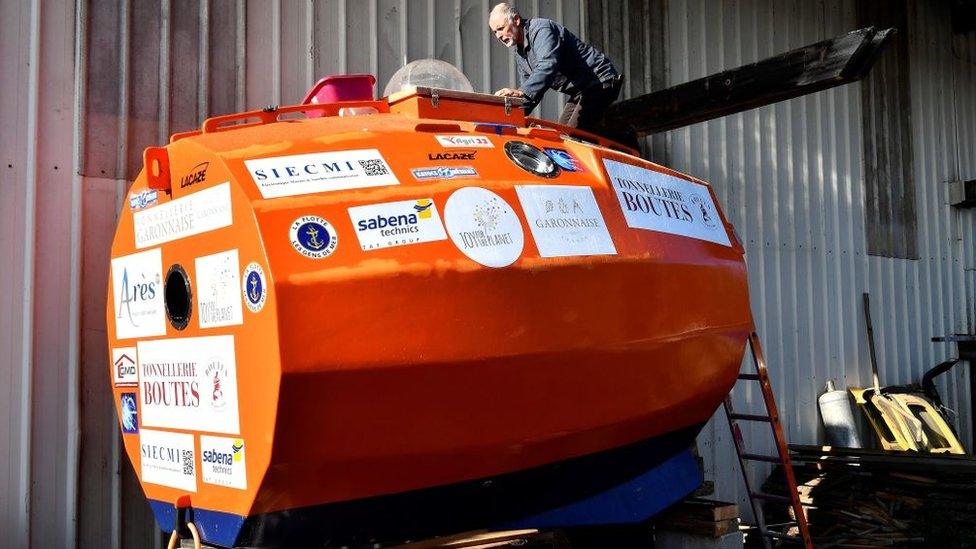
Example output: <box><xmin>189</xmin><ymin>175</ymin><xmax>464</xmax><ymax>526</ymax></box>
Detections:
<box><xmin>242</xmin><ymin>262</ymin><xmax>267</xmax><ymax>313</ymax></box>
<box><xmin>289</xmin><ymin>215</ymin><xmax>338</xmax><ymax>259</ymax></box>
<box><xmin>305</xmin><ymin>225</ymin><xmax>325</xmax><ymax>249</ymax></box>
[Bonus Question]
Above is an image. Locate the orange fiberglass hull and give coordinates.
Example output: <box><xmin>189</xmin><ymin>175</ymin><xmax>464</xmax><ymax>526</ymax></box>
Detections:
<box><xmin>106</xmin><ymin>89</ymin><xmax>752</xmax><ymax>547</ymax></box>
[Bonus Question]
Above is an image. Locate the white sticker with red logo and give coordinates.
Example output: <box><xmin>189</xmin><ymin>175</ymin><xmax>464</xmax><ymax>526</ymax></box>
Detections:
<box><xmin>137</xmin><ymin>335</ymin><xmax>240</xmax><ymax>435</ymax></box>
<box><xmin>603</xmin><ymin>159</ymin><xmax>731</xmax><ymax>247</ymax></box>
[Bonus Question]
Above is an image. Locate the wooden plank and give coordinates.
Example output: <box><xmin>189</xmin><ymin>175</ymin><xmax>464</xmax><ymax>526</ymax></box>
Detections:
<box><xmin>657</xmin><ymin>517</ymin><xmax>739</xmax><ymax>538</ymax></box>
<box><xmin>654</xmin><ymin>498</ymin><xmax>740</xmax><ymax>538</ymax></box>
<box><xmin>390</xmin><ymin>529</ymin><xmax>567</xmax><ymax>549</ymax></box>
<box><xmin>788</xmin><ymin>444</ymin><xmax>976</xmax><ymax>473</ymax></box>
<box><xmin>602</xmin><ymin>26</ymin><xmax>896</xmax><ymax>136</ymax></box>
<box><xmin>662</xmin><ymin>498</ymin><xmax>740</xmax><ymax>522</ymax></box>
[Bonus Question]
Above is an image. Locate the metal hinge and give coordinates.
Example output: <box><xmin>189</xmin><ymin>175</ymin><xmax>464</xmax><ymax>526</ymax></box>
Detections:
<box><xmin>431</xmin><ymin>90</ymin><xmax>439</xmax><ymax>108</ymax></box>
<box><xmin>504</xmin><ymin>97</ymin><xmax>512</xmax><ymax>115</ymax></box>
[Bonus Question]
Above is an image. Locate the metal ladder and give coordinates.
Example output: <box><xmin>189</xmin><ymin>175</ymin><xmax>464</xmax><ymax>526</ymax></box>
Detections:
<box><xmin>723</xmin><ymin>332</ymin><xmax>813</xmax><ymax>548</ymax></box>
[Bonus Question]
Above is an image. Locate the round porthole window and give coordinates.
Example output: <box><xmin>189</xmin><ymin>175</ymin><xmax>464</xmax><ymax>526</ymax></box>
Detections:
<box><xmin>164</xmin><ymin>264</ymin><xmax>192</xmax><ymax>331</ymax></box>
<box><xmin>504</xmin><ymin>141</ymin><xmax>560</xmax><ymax>178</ymax></box>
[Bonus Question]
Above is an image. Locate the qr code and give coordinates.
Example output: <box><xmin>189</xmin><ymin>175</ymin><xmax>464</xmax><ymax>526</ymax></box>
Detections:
<box><xmin>359</xmin><ymin>159</ymin><xmax>389</xmax><ymax>176</ymax></box>
<box><xmin>182</xmin><ymin>450</ymin><xmax>194</xmax><ymax>476</ymax></box>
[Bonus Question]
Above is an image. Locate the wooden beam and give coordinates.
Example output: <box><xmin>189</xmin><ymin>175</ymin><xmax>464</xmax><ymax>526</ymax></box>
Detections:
<box><xmin>603</xmin><ymin>26</ymin><xmax>896</xmax><ymax>136</ymax></box>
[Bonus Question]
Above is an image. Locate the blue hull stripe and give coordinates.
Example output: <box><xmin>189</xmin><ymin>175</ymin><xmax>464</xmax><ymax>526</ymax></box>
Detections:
<box><xmin>149</xmin><ymin>423</ymin><xmax>704</xmax><ymax>547</ymax></box>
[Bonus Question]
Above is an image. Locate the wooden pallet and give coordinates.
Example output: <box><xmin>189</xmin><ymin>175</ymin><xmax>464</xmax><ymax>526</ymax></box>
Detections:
<box><xmin>655</xmin><ymin>498</ymin><xmax>741</xmax><ymax>538</ymax></box>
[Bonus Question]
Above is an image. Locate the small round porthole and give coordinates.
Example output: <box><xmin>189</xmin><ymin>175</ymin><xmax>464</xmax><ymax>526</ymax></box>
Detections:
<box><xmin>504</xmin><ymin>141</ymin><xmax>560</xmax><ymax>178</ymax></box>
<box><xmin>164</xmin><ymin>264</ymin><xmax>192</xmax><ymax>331</ymax></box>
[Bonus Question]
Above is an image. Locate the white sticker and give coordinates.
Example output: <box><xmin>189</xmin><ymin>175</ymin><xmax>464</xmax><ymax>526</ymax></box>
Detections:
<box><xmin>195</xmin><ymin>249</ymin><xmax>243</xmax><ymax>329</ymax></box>
<box><xmin>139</xmin><ymin>429</ymin><xmax>196</xmax><ymax>492</ymax></box>
<box><xmin>200</xmin><ymin>435</ymin><xmax>247</xmax><ymax>489</ymax></box>
<box><xmin>444</xmin><ymin>187</ymin><xmax>524</xmax><ymax>268</ymax></box>
<box><xmin>241</xmin><ymin>263</ymin><xmax>267</xmax><ymax>313</ymax></box>
<box><xmin>603</xmin><ymin>159</ymin><xmax>731</xmax><ymax>247</ymax></box>
<box><xmin>112</xmin><ymin>347</ymin><xmax>139</xmax><ymax>386</ymax></box>
<box><xmin>133</xmin><ymin>182</ymin><xmax>233</xmax><ymax>249</ymax></box>
<box><xmin>515</xmin><ymin>185</ymin><xmax>617</xmax><ymax>258</ymax></box>
<box><xmin>436</xmin><ymin>135</ymin><xmax>494</xmax><ymax>148</ymax></box>
<box><xmin>138</xmin><ymin>335</ymin><xmax>240</xmax><ymax>435</ymax></box>
<box><xmin>348</xmin><ymin>198</ymin><xmax>448</xmax><ymax>251</ymax></box>
<box><xmin>245</xmin><ymin>149</ymin><xmax>399</xmax><ymax>199</ymax></box>
<box><xmin>111</xmin><ymin>248</ymin><xmax>166</xmax><ymax>339</ymax></box>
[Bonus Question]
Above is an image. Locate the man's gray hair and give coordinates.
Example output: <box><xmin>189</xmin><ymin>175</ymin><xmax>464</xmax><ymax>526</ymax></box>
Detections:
<box><xmin>491</xmin><ymin>2</ymin><xmax>520</xmax><ymax>23</ymax></box>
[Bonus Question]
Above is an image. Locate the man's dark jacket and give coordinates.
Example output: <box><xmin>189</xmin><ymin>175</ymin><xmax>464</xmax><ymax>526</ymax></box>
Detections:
<box><xmin>515</xmin><ymin>17</ymin><xmax>619</xmax><ymax>113</ymax></box>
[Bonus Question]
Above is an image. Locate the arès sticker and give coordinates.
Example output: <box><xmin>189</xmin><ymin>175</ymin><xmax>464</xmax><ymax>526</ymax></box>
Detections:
<box><xmin>242</xmin><ymin>262</ymin><xmax>267</xmax><ymax>313</ymax></box>
<box><xmin>515</xmin><ymin>185</ymin><xmax>616</xmax><ymax>257</ymax></box>
<box><xmin>245</xmin><ymin>149</ymin><xmax>399</xmax><ymax>199</ymax></box>
<box><xmin>195</xmin><ymin>249</ymin><xmax>243</xmax><ymax>329</ymax></box>
<box><xmin>289</xmin><ymin>215</ymin><xmax>338</xmax><ymax>259</ymax></box>
<box><xmin>112</xmin><ymin>347</ymin><xmax>139</xmax><ymax>386</ymax></box>
<box><xmin>200</xmin><ymin>435</ymin><xmax>247</xmax><ymax>490</ymax></box>
<box><xmin>603</xmin><ymin>159</ymin><xmax>731</xmax><ymax>247</ymax></box>
<box><xmin>112</xmin><ymin>248</ymin><xmax>166</xmax><ymax>339</ymax></box>
<box><xmin>444</xmin><ymin>187</ymin><xmax>524</xmax><ymax>268</ymax></box>
<box><xmin>436</xmin><ymin>135</ymin><xmax>494</xmax><ymax>148</ymax></box>
<box><xmin>348</xmin><ymin>198</ymin><xmax>448</xmax><ymax>251</ymax></box>
<box><xmin>133</xmin><ymin>182</ymin><xmax>233</xmax><ymax>249</ymax></box>
<box><xmin>138</xmin><ymin>335</ymin><xmax>241</xmax><ymax>435</ymax></box>
<box><xmin>140</xmin><ymin>429</ymin><xmax>196</xmax><ymax>492</ymax></box>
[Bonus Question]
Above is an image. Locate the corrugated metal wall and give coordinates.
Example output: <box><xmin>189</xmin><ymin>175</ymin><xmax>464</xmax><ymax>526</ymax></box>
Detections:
<box><xmin>597</xmin><ymin>0</ymin><xmax>975</xmax><ymax>514</ymax></box>
<box><xmin>1</xmin><ymin>0</ymin><xmax>973</xmax><ymax>545</ymax></box>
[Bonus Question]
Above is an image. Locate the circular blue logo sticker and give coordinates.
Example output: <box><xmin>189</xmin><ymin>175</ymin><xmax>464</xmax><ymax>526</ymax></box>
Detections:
<box><xmin>544</xmin><ymin>148</ymin><xmax>582</xmax><ymax>172</ymax></box>
<box><xmin>242</xmin><ymin>262</ymin><xmax>267</xmax><ymax>313</ymax></box>
<box><xmin>120</xmin><ymin>393</ymin><xmax>138</xmax><ymax>434</ymax></box>
<box><xmin>289</xmin><ymin>215</ymin><xmax>338</xmax><ymax>259</ymax></box>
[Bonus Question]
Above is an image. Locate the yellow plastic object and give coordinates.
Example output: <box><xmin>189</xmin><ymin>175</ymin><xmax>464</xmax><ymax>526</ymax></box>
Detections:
<box><xmin>850</xmin><ymin>388</ymin><xmax>965</xmax><ymax>454</ymax></box>
<box><xmin>888</xmin><ymin>393</ymin><xmax>965</xmax><ymax>454</ymax></box>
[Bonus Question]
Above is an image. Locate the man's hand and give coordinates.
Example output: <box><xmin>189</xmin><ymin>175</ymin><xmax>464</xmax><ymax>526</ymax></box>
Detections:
<box><xmin>494</xmin><ymin>88</ymin><xmax>526</xmax><ymax>98</ymax></box>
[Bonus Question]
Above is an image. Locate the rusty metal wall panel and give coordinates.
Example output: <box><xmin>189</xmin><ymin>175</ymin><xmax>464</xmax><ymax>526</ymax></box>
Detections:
<box><xmin>0</xmin><ymin>3</ymin><xmax>35</xmax><ymax>549</ymax></box>
<box><xmin>859</xmin><ymin>0</ymin><xmax>918</xmax><ymax>260</ymax></box>
<box><xmin>0</xmin><ymin>0</ymin><xmax>84</xmax><ymax>547</ymax></box>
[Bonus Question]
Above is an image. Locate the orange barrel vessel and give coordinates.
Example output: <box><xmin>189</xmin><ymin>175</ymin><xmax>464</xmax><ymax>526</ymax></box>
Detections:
<box><xmin>107</xmin><ymin>80</ymin><xmax>752</xmax><ymax>548</ymax></box>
